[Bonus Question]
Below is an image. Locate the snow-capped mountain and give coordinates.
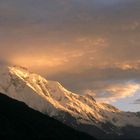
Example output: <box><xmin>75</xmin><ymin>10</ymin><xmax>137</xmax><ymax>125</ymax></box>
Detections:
<box><xmin>0</xmin><ymin>65</ymin><xmax>140</xmax><ymax>139</ymax></box>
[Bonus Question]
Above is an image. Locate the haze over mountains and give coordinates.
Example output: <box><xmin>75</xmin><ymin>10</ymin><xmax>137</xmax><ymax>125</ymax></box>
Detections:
<box><xmin>0</xmin><ymin>65</ymin><xmax>140</xmax><ymax>139</ymax></box>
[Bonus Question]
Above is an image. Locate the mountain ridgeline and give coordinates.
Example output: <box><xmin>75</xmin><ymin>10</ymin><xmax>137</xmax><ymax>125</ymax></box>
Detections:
<box><xmin>0</xmin><ymin>65</ymin><xmax>140</xmax><ymax>139</ymax></box>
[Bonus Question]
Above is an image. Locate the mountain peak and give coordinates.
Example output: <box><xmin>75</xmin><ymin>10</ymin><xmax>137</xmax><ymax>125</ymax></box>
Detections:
<box><xmin>0</xmin><ymin>65</ymin><xmax>140</xmax><ymax>136</ymax></box>
<box><xmin>9</xmin><ymin>65</ymin><xmax>29</xmax><ymax>71</ymax></box>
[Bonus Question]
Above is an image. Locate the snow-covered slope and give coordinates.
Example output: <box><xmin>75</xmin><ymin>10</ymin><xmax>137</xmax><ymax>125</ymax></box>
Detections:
<box><xmin>0</xmin><ymin>65</ymin><xmax>140</xmax><ymax>137</ymax></box>
<box><xmin>0</xmin><ymin>66</ymin><xmax>60</xmax><ymax>116</ymax></box>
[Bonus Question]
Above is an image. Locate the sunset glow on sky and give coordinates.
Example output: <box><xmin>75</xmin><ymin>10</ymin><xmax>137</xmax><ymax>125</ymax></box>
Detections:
<box><xmin>0</xmin><ymin>0</ymin><xmax>140</xmax><ymax>111</ymax></box>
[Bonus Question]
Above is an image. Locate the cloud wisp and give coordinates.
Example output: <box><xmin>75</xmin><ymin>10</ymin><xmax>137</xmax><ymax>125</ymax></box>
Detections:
<box><xmin>85</xmin><ymin>83</ymin><xmax>140</xmax><ymax>103</ymax></box>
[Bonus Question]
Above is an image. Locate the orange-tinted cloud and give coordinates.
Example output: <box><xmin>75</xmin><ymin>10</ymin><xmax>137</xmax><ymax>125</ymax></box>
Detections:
<box><xmin>91</xmin><ymin>83</ymin><xmax>140</xmax><ymax>103</ymax></box>
<box><xmin>0</xmin><ymin>0</ymin><xmax>140</xmax><ymax>111</ymax></box>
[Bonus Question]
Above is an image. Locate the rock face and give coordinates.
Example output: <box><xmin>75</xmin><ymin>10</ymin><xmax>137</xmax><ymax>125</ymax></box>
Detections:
<box><xmin>0</xmin><ymin>65</ymin><xmax>140</xmax><ymax>139</ymax></box>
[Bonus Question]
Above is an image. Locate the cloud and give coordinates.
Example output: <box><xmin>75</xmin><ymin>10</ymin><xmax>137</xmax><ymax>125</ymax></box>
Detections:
<box><xmin>122</xmin><ymin>21</ymin><xmax>140</xmax><ymax>31</ymax></box>
<box><xmin>0</xmin><ymin>0</ymin><xmax>140</xmax><ymax>111</ymax></box>
<box><xmin>0</xmin><ymin>59</ymin><xmax>10</xmax><ymax>66</ymax></box>
<box><xmin>133</xmin><ymin>99</ymin><xmax>140</xmax><ymax>104</ymax></box>
<box><xmin>91</xmin><ymin>83</ymin><xmax>140</xmax><ymax>103</ymax></box>
<box><xmin>49</xmin><ymin>65</ymin><xmax>140</xmax><ymax>105</ymax></box>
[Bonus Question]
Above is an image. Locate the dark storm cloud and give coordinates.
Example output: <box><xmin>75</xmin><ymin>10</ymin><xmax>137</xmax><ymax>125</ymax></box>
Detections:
<box><xmin>0</xmin><ymin>0</ymin><xmax>140</xmax><ymax>103</ymax></box>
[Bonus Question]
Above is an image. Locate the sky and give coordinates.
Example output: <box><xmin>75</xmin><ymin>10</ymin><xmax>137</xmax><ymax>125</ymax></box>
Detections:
<box><xmin>0</xmin><ymin>0</ymin><xmax>140</xmax><ymax>111</ymax></box>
